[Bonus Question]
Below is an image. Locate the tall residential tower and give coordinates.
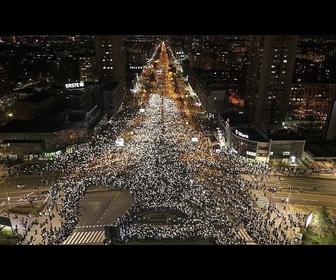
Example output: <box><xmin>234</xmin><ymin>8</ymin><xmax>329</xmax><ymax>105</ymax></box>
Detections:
<box><xmin>244</xmin><ymin>35</ymin><xmax>299</xmax><ymax>131</ymax></box>
<box><xmin>95</xmin><ymin>35</ymin><xmax>126</xmax><ymax>91</ymax></box>
<box><xmin>0</xmin><ymin>64</ymin><xmax>11</xmax><ymax>96</ymax></box>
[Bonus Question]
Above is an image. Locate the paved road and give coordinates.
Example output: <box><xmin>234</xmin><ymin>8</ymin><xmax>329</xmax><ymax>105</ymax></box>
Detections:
<box><xmin>243</xmin><ymin>173</ymin><xmax>336</xmax><ymax>229</ymax></box>
<box><xmin>0</xmin><ymin>185</ymin><xmax>134</xmax><ymax>245</ymax></box>
<box><xmin>2</xmin><ymin>163</ymin><xmax>336</xmax><ymax>245</ymax></box>
<box><xmin>62</xmin><ymin>188</ymin><xmax>134</xmax><ymax>245</ymax></box>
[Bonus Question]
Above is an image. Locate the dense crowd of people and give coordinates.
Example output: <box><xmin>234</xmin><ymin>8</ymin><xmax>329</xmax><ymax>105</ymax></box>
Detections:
<box><xmin>14</xmin><ymin>45</ymin><xmax>306</xmax><ymax>245</ymax></box>
<box><xmin>17</xmin><ymin>91</ymin><xmax>304</xmax><ymax>245</ymax></box>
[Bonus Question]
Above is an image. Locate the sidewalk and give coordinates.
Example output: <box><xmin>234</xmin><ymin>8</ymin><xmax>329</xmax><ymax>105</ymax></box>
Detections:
<box><xmin>270</xmin><ymin>171</ymin><xmax>336</xmax><ymax>180</ymax></box>
<box><xmin>250</xmin><ymin>189</ymin><xmax>305</xmax><ymax>243</ymax></box>
<box><xmin>6</xmin><ymin>196</ymin><xmax>63</xmax><ymax>245</ymax></box>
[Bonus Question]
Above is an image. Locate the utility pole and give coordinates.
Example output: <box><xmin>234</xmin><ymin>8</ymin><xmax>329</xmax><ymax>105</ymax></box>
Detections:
<box><xmin>5</xmin><ymin>182</ymin><xmax>10</xmax><ymax>208</ymax></box>
<box><xmin>286</xmin><ymin>184</ymin><xmax>291</xmax><ymax>210</ymax></box>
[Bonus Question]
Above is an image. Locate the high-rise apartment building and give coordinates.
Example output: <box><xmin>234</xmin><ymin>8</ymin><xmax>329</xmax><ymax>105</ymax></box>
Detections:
<box><xmin>244</xmin><ymin>35</ymin><xmax>299</xmax><ymax>131</ymax></box>
<box><xmin>0</xmin><ymin>64</ymin><xmax>11</xmax><ymax>96</ymax></box>
<box><xmin>79</xmin><ymin>56</ymin><xmax>96</xmax><ymax>83</ymax></box>
<box><xmin>288</xmin><ymin>82</ymin><xmax>336</xmax><ymax>124</ymax></box>
<box><xmin>95</xmin><ymin>35</ymin><xmax>126</xmax><ymax>91</ymax></box>
<box><xmin>325</xmin><ymin>99</ymin><xmax>336</xmax><ymax>140</ymax></box>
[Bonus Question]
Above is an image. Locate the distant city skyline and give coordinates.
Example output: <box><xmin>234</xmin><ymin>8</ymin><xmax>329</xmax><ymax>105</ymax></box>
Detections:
<box><xmin>1</xmin><ymin>35</ymin><xmax>336</xmax><ymax>162</ymax></box>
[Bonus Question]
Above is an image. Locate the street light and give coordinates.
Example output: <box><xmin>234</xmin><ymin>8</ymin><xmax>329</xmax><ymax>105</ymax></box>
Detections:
<box><xmin>48</xmin><ymin>207</ymin><xmax>53</xmax><ymax>232</ymax></box>
<box><xmin>286</xmin><ymin>184</ymin><xmax>291</xmax><ymax>210</ymax></box>
<box><xmin>4</xmin><ymin>182</ymin><xmax>10</xmax><ymax>208</ymax></box>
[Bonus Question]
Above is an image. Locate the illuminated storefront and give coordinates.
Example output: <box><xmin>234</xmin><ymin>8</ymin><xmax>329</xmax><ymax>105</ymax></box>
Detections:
<box><xmin>269</xmin><ymin>139</ymin><xmax>305</xmax><ymax>165</ymax></box>
<box><xmin>229</xmin><ymin>127</ymin><xmax>269</xmax><ymax>162</ymax></box>
<box><xmin>218</xmin><ymin>113</ymin><xmax>305</xmax><ymax>163</ymax></box>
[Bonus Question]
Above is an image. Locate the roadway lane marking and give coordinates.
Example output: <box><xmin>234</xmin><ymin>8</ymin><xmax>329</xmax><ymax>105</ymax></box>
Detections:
<box><xmin>238</xmin><ymin>228</ymin><xmax>254</xmax><ymax>241</ymax></box>
<box><xmin>76</xmin><ymin>231</ymin><xmax>90</xmax><ymax>243</ymax></box>
<box><xmin>302</xmin><ymin>199</ymin><xmax>319</xmax><ymax>202</ymax></box>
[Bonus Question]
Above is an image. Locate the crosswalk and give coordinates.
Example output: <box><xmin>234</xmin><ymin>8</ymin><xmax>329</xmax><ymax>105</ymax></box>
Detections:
<box><xmin>62</xmin><ymin>230</ymin><xmax>105</xmax><ymax>245</ymax></box>
<box><xmin>76</xmin><ymin>224</ymin><xmax>109</xmax><ymax>229</ymax></box>
<box><xmin>238</xmin><ymin>228</ymin><xmax>256</xmax><ymax>245</ymax></box>
<box><xmin>63</xmin><ymin>228</ymin><xmax>257</xmax><ymax>245</ymax></box>
<box><xmin>256</xmin><ymin>195</ymin><xmax>269</xmax><ymax>209</ymax></box>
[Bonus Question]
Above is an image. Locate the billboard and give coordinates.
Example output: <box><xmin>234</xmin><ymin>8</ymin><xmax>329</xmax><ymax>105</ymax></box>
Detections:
<box><xmin>65</xmin><ymin>81</ymin><xmax>84</xmax><ymax>89</ymax></box>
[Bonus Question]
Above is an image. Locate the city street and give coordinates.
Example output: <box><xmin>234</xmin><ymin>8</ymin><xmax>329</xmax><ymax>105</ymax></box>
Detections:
<box><xmin>252</xmin><ymin>173</ymin><xmax>336</xmax><ymax>209</ymax></box>
<box><xmin>1</xmin><ymin>40</ymin><xmax>336</xmax><ymax>245</ymax></box>
<box><xmin>62</xmin><ymin>188</ymin><xmax>134</xmax><ymax>245</ymax></box>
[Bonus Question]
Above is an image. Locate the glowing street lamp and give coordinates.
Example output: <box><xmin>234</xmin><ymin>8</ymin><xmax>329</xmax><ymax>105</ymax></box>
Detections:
<box><xmin>286</xmin><ymin>184</ymin><xmax>292</xmax><ymax>210</ymax></box>
<box><xmin>305</xmin><ymin>211</ymin><xmax>313</xmax><ymax>229</ymax></box>
<box><xmin>4</xmin><ymin>182</ymin><xmax>10</xmax><ymax>208</ymax></box>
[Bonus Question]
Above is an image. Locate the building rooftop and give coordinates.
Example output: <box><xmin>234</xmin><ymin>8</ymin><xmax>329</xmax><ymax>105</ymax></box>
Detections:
<box><xmin>2</xmin><ymin>139</ymin><xmax>44</xmax><ymax>144</ymax></box>
<box><xmin>219</xmin><ymin>112</ymin><xmax>251</xmax><ymax>126</ymax></box>
<box><xmin>268</xmin><ymin>129</ymin><xmax>306</xmax><ymax>141</ymax></box>
<box><xmin>305</xmin><ymin>140</ymin><xmax>336</xmax><ymax>158</ymax></box>
<box><xmin>0</xmin><ymin>118</ymin><xmax>83</xmax><ymax>133</ymax></box>
<box><xmin>232</xmin><ymin>127</ymin><xmax>268</xmax><ymax>142</ymax></box>
<box><xmin>103</xmin><ymin>81</ymin><xmax>119</xmax><ymax>91</ymax></box>
<box><xmin>22</xmin><ymin>91</ymin><xmax>54</xmax><ymax>103</ymax></box>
